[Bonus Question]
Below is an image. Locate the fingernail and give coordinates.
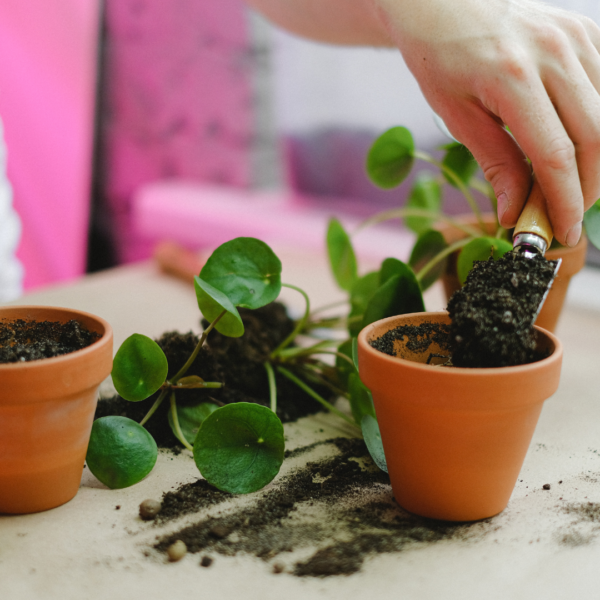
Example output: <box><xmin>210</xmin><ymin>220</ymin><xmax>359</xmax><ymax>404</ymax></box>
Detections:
<box><xmin>497</xmin><ymin>192</ymin><xmax>509</xmax><ymax>225</ymax></box>
<box><xmin>566</xmin><ymin>222</ymin><xmax>582</xmax><ymax>248</ymax></box>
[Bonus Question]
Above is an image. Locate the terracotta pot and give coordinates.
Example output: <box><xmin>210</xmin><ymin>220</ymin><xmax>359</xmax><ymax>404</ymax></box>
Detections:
<box><xmin>0</xmin><ymin>306</ymin><xmax>113</xmax><ymax>514</ymax></box>
<box><xmin>438</xmin><ymin>214</ymin><xmax>587</xmax><ymax>332</ymax></box>
<box><xmin>358</xmin><ymin>311</ymin><xmax>562</xmax><ymax>522</ymax></box>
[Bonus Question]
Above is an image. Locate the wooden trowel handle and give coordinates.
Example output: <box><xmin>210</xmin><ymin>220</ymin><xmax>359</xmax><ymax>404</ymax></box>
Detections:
<box><xmin>513</xmin><ymin>179</ymin><xmax>554</xmax><ymax>249</ymax></box>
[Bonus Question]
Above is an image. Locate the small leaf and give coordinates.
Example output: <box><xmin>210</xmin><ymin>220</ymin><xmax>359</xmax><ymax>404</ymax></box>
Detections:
<box><xmin>405</xmin><ymin>172</ymin><xmax>442</xmax><ymax>234</ymax></box>
<box><xmin>348</xmin><ymin>271</ymin><xmax>380</xmax><ymax>336</ymax></box>
<box><xmin>176</xmin><ymin>375</ymin><xmax>205</xmax><ymax>386</ymax></box>
<box><xmin>584</xmin><ymin>199</ymin><xmax>600</xmax><ymax>251</ymax></box>
<box><xmin>86</xmin><ymin>416</ymin><xmax>158</xmax><ymax>489</ymax></box>
<box><xmin>199</xmin><ymin>237</ymin><xmax>282</xmax><ymax>309</ymax></box>
<box><xmin>194</xmin><ymin>276</ymin><xmax>245</xmax><ymax>337</ymax></box>
<box><xmin>457</xmin><ymin>236</ymin><xmax>513</xmax><ymax>284</ymax></box>
<box><xmin>366</xmin><ymin>126</ymin><xmax>415</xmax><ymax>189</ymax></box>
<box><xmin>409</xmin><ymin>229</ymin><xmax>448</xmax><ymax>291</ymax></box>
<box><xmin>348</xmin><ymin>373</ymin><xmax>376</xmax><ymax>425</ymax></box>
<box><xmin>194</xmin><ymin>403</ymin><xmax>285</xmax><ymax>494</ymax></box>
<box><xmin>441</xmin><ymin>142</ymin><xmax>479</xmax><ymax>187</ymax></box>
<box><xmin>327</xmin><ymin>218</ymin><xmax>358</xmax><ymax>291</ymax></box>
<box><xmin>111</xmin><ymin>334</ymin><xmax>168</xmax><ymax>402</ymax></box>
<box><xmin>168</xmin><ymin>402</ymin><xmax>219</xmax><ymax>446</ymax></box>
<box><xmin>362</xmin><ymin>260</ymin><xmax>424</xmax><ymax>328</ymax></box>
<box><xmin>361</xmin><ymin>415</ymin><xmax>387</xmax><ymax>473</ymax></box>
<box><xmin>335</xmin><ymin>339</ymin><xmax>355</xmax><ymax>389</ymax></box>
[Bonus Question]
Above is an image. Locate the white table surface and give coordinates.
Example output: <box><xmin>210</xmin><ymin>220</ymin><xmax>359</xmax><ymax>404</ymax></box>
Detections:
<box><xmin>3</xmin><ymin>243</ymin><xmax>600</xmax><ymax>600</ymax></box>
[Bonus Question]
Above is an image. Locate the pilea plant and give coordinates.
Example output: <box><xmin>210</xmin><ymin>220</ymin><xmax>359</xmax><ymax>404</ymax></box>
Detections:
<box><xmin>86</xmin><ymin>237</ymin><xmax>394</xmax><ymax>494</ymax></box>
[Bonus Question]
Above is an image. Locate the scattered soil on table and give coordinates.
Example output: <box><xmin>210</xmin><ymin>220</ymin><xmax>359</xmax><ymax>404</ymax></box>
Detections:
<box><xmin>152</xmin><ymin>438</ymin><xmax>488</xmax><ymax>576</ymax></box>
<box><xmin>447</xmin><ymin>251</ymin><xmax>557</xmax><ymax>368</ymax></box>
<box><xmin>558</xmin><ymin>502</ymin><xmax>600</xmax><ymax>547</ymax></box>
<box><xmin>95</xmin><ymin>303</ymin><xmax>327</xmax><ymax>449</ymax></box>
<box><xmin>0</xmin><ymin>319</ymin><xmax>100</xmax><ymax>363</ymax></box>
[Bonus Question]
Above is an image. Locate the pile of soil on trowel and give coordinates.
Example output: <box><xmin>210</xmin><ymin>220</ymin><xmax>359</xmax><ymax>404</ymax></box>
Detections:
<box><xmin>447</xmin><ymin>251</ymin><xmax>557</xmax><ymax>368</ymax></box>
<box><xmin>95</xmin><ymin>302</ymin><xmax>328</xmax><ymax>449</ymax></box>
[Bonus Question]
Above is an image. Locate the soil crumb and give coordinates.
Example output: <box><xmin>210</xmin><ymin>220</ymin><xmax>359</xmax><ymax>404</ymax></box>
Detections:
<box><xmin>95</xmin><ymin>303</ymin><xmax>327</xmax><ymax>449</ymax></box>
<box><xmin>369</xmin><ymin>322</ymin><xmax>451</xmax><ymax>359</ymax></box>
<box><xmin>0</xmin><ymin>319</ymin><xmax>100</xmax><ymax>363</ymax></box>
<box><xmin>447</xmin><ymin>251</ymin><xmax>557</xmax><ymax>368</ymax></box>
<box><xmin>152</xmin><ymin>438</ymin><xmax>487</xmax><ymax>576</ymax></box>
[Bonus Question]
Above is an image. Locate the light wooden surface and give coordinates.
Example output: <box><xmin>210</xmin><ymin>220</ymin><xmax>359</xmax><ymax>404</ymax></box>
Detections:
<box><xmin>3</xmin><ymin>244</ymin><xmax>600</xmax><ymax>600</ymax></box>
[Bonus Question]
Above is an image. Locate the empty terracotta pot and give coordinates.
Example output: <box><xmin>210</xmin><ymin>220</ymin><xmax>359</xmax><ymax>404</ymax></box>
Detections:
<box><xmin>438</xmin><ymin>214</ymin><xmax>587</xmax><ymax>332</ymax></box>
<box><xmin>0</xmin><ymin>306</ymin><xmax>113</xmax><ymax>514</ymax></box>
<box><xmin>358</xmin><ymin>312</ymin><xmax>562</xmax><ymax>522</ymax></box>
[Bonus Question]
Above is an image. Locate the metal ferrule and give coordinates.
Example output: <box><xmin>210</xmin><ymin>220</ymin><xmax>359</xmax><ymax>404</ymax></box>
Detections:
<box><xmin>513</xmin><ymin>232</ymin><xmax>547</xmax><ymax>257</ymax></box>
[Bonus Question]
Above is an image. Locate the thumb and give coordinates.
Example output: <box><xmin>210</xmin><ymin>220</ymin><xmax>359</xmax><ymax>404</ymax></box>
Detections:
<box><xmin>443</xmin><ymin>106</ymin><xmax>532</xmax><ymax>228</ymax></box>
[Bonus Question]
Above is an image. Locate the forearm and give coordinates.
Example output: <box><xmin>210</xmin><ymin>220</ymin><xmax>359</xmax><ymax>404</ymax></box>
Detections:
<box><xmin>245</xmin><ymin>0</ymin><xmax>394</xmax><ymax>46</ymax></box>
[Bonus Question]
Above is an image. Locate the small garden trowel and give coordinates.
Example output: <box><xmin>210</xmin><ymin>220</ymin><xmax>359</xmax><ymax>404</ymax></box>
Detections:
<box><xmin>512</xmin><ymin>179</ymin><xmax>562</xmax><ymax>323</ymax></box>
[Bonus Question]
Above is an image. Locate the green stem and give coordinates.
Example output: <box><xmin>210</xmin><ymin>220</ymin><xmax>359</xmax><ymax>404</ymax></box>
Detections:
<box><xmin>169</xmin><ymin>309</ymin><xmax>227</xmax><ymax>384</ymax></box>
<box><xmin>415</xmin><ymin>237</ymin><xmax>472</xmax><ymax>283</ymax></box>
<box><xmin>139</xmin><ymin>388</ymin><xmax>168</xmax><ymax>427</ymax></box>
<box><xmin>271</xmin><ymin>283</ymin><xmax>310</xmax><ymax>357</ymax></box>
<box><xmin>276</xmin><ymin>339</ymin><xmax>339</xmax><ymax>360</ymax></box>
<box><xmin>171</xmin><ymin>382</ymin><xmax>223</xmax><ymax>389</ymax></box>
<box><xmin>414</xmin><ymin>150</ymin><xmax>486</xmax><ymax>232</ymax></box>
<box><xmin>355</xmin><ymin>207</ymin><xmax>481</xmax><ymax>238</ymax></box>
<box><xmin>169</xmin><ymin>392</ymin><xmax>193</xmax><ymax>452</ymax></box>
<box><xmin>264</xmin><ymin>361</ymin><xmax>277</xmax><ymax>413</ymax></box>
<box><xmin>310</xmin><ymin>298</ymin><xmax>349</xmax><ymax>317</ymax></box>
<box><xmin>277</xmin><ymin>366</ymin><xmax>359</xmax><ymax>429</ymax></box>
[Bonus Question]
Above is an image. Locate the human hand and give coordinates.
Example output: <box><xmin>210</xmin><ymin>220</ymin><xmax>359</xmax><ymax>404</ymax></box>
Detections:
<box><xmin>374</xmin><ymin>0</ymin><xmax>600</xmax><ymax>246</ymax></box>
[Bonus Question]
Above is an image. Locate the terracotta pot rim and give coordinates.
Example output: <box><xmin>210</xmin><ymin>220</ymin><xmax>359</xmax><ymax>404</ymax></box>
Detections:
<box><xmin>0</xmin><ymin>305</ymin><xmax>113</xmax><ymax>371</ymax></box>
<box><xmin>358</xmin><ymin>311</ymin><xmax>562</xmax><ymax>377</ymax></box>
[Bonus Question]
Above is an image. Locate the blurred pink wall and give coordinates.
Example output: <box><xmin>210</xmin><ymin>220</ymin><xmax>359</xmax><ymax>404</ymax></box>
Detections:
<box><xmin>102</xmin><ymin>0</ymin><xmax>255</xmax><ymax>264</ymax></box>
<box><xmin>0</xmin><ymin>1</ymin><xmax>100</xmax><ymax>290</ymax></box>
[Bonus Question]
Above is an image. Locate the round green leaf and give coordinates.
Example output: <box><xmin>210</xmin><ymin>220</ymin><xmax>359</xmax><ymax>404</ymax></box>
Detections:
<box><xmin>457</xmin><ymin>236</ymin><xmax>513</xmax><ymax>284</ymax></box>
<box><xmin>86</xmin><ymin>416</ymin><xmax>158</xmax><ymax>489</ymax></box>
<box><xmin>441</xmin><ymin>142</ymin><xmax>479</xmax><ymax>187</ymax></box>
<box><xmin>194</xmin><ymin>276</ymin><xmax>244</xmax><ymax>337</ymax></box>
<box><xmin>405</xmin><ymin>172</ymin><xmax>442</xmax><ymax>234</ymax></box>
<box><xmin>193</xmin><ymin>403</ymin><xmax>285</xmax><ymax>494</ymax></box>
<box><xmin>348</xmin><ymin>372</ymin><xmax>375</xmax><ymax>426</ymax></box>
<box><xmin>168</xmin><ymin>402</ymin><xmax>219</xmax><ymax>446</ymax></box>
<box><xmin>362</xmin><ymin>260</ymin><xmax>425</xmax><ymax>328</ymax></box>
<box><xmin>111</xmin><ymin>334</ymin><xmax>168</xmax><ymax>402</ymax></box>
<box><xmin>327</xmin><ymin>218</ymin><xmax>358</xmax><ymax>291</ymax></box>
<box><xmin>361</xmin><ymin>415</ymin><xmax>387</xmax><ymax>473</ymax></box>
<box><xmin>409</xmin><ymin>229</ymin><xmax>448</xmax><ymax>291</ymax></box>
<box><xmin>366</xmin><ymin>126</ymin><xmax>415</xmax><ymax>189</ymax></box>
<box><xmin>199</xmin><ymin>237</ymin><xmax>282</xmax><ymax>310</ymax></box>
<box><xmin>348</xmin><ymin>271</ymin><xmax>380</xmax><ymax>336</ymax></box>
<box><xmin>584</xmin><ymin>199</ymin><xmax>600</xmax><ymax>251</ymax></box>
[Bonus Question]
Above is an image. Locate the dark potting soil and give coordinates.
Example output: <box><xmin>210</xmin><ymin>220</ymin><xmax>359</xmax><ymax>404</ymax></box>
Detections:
<box><xmin>152</xmin><ymin>438</ymin><xmax>485</xmax><ymax>576</ymax></box>
<box><xmin>0</xmin><ymin>319</ymin><xmax>100</xmax><ymax>363</ymax></box>
<box><xmin>447</xmin><ymin>251</ymin><xmax>557</xmax><ymax>368</ymax></box>
<box><xmin>369</xmin><ymin>322</ymin><xmax>451</xmax><ymax>358</ymax></box>
<box><xmin>95</xmin><ymin>302</ymin><xmax>327</xmax><ymax>448</ymax></box>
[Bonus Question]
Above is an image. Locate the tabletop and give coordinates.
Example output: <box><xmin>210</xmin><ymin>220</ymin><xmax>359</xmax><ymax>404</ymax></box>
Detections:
<box><xmin>3</xmin><ymin>243</ymin><xmax>600</xmax><ymax>600</ymax></box>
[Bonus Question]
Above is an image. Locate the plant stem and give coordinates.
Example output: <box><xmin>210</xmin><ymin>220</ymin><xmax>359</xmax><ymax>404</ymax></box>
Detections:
<box><xmin>414</xmin><ymin>149</ymin><xmax>486</xmax><ymax>232</ymax></box>
<box><xmin>169</xmin><ymin>309</ymin><xmax>227</xmax><ymax>384</ymax></box>
<box><xmin>264</xmin><ymin>361</ymin><xmax>277</xmax><ymax>413</ymax></box>
<box><xmin>139</xmin><ymin>388</ymin><xmax>168</xmax><ymax>427</ymax></box>
<box><xmin>169</xmin><ymin>392</ymin><xmax>193</xmax><ymax>452</ymax></box>
<box><xmin>415</xmin><ymin>237</ymin><xmax>473</xmax><ymax>283</ymax></box>
<box><xmin>277</xmin><ymin>366</ymin><xmax>359</xmax><ymax>429</ymax></box>
<box><xmin>310</xmin><ymin>298</ymin><xmax>349</xmax><ymax>317</ymax></box>
<box><xmin>276</xmin><ymin>339</ymin><xmax>339</xmax><ymax>360</ymax></box>
<box><xmin>355</xmin><ymin>207</ymin><xmax>481</xmax><ymax>238</ymax></box>
<box><xmin>171</xmin><ymin>382</ymin><xmax>223</xmax><ymax>389</ymax></box>
<box><xmin>271</xmin><ymin>283</ymin><xmax>310</xmax><ymax>357</ymax></box>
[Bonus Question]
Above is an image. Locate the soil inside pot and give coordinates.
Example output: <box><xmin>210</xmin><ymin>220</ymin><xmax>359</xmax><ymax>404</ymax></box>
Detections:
<box><xmin>447</xmin><ymin>251</ymin><xmax>557</xmax><ymax>367</ymax></box>
<box><xmin>95</xmin><ymin>302</ymin><xmax>327</xmax><ymax>449</ymax></box>
<box><xmin>0</xmin><ymin>319</ymin><xmax>101</xmax><ymax>363</ymax></box>
<box><xmin>152</xmin><ymin>438</ymin><xmax>485</xmax><ymax>576</ymax></box>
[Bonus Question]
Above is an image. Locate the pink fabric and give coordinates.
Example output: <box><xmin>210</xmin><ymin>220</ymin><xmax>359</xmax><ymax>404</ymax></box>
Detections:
<box><xmin>0</xmin><ymin>1</ymin><xmax>100</xmax><ymax>290</ymax></box>
<box><xmin>103</xmin><ymin>0</ymin><xmax>254</xmax><ymax>264</ymax></box>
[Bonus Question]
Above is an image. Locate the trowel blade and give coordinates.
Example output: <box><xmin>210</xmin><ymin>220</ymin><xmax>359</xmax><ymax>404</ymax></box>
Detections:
<box><xmin>532</xmin><ymin>258</ymin><xmax>561</xmax><ymax>325</ymax></box>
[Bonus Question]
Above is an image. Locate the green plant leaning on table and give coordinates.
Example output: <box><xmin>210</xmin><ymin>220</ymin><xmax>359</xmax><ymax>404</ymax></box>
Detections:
<box><xmin>86</xmin><ymin>236</ymin><xmax>419</xmax><ymax>494</ymax></box>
